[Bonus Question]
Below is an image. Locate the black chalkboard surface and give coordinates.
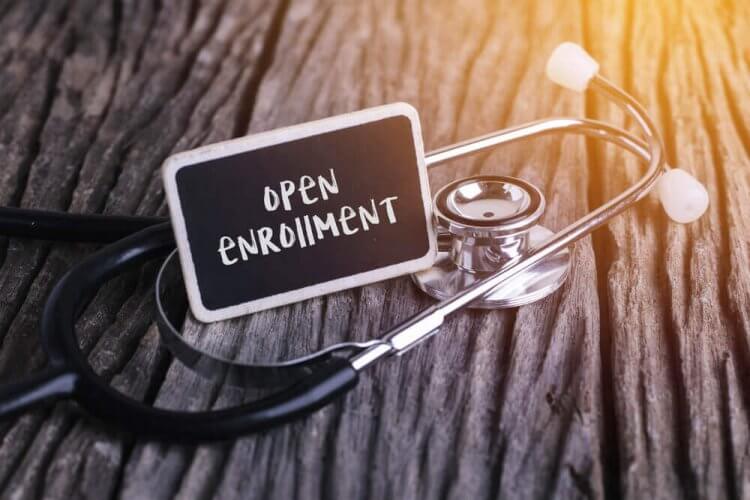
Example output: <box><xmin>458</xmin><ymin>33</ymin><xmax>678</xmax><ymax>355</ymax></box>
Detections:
<box><xmin>163</xmin><ymin>103</ymin><xmax>436</xmax><ymax>322</ymax></box>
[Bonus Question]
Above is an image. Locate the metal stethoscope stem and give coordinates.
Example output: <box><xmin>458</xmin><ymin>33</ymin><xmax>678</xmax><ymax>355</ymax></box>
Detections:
<box><xmin>0</xmin><ymin>43</ymin><xmax>709</xmax><ymax>441</ymax></box>
<box><xmin>351</xmin><ymin>75</ymin><xmax>665</xmax><ymax>370</ymax></box>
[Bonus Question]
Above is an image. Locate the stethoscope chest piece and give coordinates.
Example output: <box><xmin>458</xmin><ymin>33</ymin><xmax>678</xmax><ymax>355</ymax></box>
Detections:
<box><xmin>0</xmin><ymin>42</ymin><xmax>712</xmax><ymax>441</ymax></box>
<box><xmin>412</xmin><ymin>176</ymin><xmax>571</xmax><ymax>308</ymax></box>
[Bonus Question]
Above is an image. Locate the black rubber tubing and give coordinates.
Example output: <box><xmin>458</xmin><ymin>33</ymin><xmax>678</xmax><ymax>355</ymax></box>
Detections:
<box><xmin>0</xmin><ymin>207</ymin><xmax>165</xmax><ymax>242</ymax></box>
<box><xmin>0</xmin><ymin>218</ymin><xmax>359</xmax><ymax>441</ymax></box>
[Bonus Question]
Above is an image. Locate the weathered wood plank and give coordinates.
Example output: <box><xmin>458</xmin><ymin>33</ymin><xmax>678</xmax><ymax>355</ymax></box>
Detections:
<box><xmin>586</xmin><ymin>1</ymin><xmax>750</xmax><ymax>498</ymax></box>
<box><xmin>106</xmin><ymin>1</ymin><xmax>605</xmax><ymax>499</ymax></box>
<box><xmin>0</xmin><ymin>1</ymin><xmax>285</xmax><ymax>498</ymax></box>
<box><xmin>0</xmin><ymin>0</ymin><xmax>748</xmax><ymax>499</ymax></box>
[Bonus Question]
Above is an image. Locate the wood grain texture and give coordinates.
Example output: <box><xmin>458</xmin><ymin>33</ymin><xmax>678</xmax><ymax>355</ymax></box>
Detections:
<box><xmin>0</xmin><ymin>0</ymin><xmax>747</xmax><ymax>498</ymax></box>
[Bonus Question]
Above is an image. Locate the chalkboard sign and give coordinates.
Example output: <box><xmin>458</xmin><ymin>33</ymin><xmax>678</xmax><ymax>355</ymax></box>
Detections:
<box><xmin>163</xmin><ymin>103</ymin><xmax>436</xmax><ymax>322</ymax></box>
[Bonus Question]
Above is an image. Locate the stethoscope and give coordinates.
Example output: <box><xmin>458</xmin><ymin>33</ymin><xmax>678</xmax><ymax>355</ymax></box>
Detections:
<box><xmin>0</xmin><ymin>43</ymin><xmax>708</xmax><ymax>441</ymax></box>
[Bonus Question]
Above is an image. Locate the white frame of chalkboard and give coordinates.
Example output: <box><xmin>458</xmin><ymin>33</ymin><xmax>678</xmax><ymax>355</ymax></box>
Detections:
<box><xmin>163</xmin><ymin>102</ymin><xmax>436</xmax><ymax>323</ymax></box>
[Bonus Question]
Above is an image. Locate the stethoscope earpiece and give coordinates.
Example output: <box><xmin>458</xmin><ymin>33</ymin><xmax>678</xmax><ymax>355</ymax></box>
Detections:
<box><xmin>657</xmin><ymin>168</ymin><xmax>709</xmax><ymax>224</ymax></box>
<box><xmin>546</xmin><ymin>43</ymin><xmax>709</xmax><ymax>225</ymax></box>
<box><xmin>545</xmin><ymin>41</ymin><xmax>600</xmax><ymax>92</ymax></box>
<box><xmin>0</xmin><ymin>42</ymin><xmax>712</xmax><ymax>441</ymax></box>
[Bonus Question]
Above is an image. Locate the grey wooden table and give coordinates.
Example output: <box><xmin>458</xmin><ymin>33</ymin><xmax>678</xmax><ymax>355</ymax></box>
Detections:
<box><xmin>0</xmin><ymin>1</ymin><xmax>749</xmax><ymax>498</ymax></box>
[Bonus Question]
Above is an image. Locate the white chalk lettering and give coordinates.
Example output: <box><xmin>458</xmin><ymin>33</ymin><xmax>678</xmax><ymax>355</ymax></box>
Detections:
<box><xmin>218</xmin><ymin>236</ymin><xmax>238</xmax><ymax>265</ymax></box>
<box><xmin>339</xmin><ymin>205</ymin><xmax>359</xmax><ymax>235</ymax></box>
<box><xmin>312</xmin><ymin>212</ymin><xmax>341</xmax><ymax>239</ymax></box>
<box><xmin>299</xmin><ymin>175</ymin><xmax>318</xmax><ymax>205</ymax></box>
<box><xmin>294</xmin><ymin>217</ymin><xmax>308</xmax><ymax>248</ymax></box>
<box><xmin>218</xmin><ymin>192</ymin><xmax>402</xmax><ymax>265</ymax></box>
<box><xmin>258</xmin><ymin>227</ymin><xmax>281</xmax><ymax>255</ymax></box>
<box><xmin>303</xmin><ymin>215</ymin><xmax>317</xmax><ymax>245</ymax></box>
<box><xmin>279</xmin><ymin>223</ymin><xmax>296</xmax><ymax>248</ymax></box>
<box><xmin>318</xmin><ymin>169</ymin><xmax>339</xmax><ymax>200</ymax></box>
<box><xmin>237</xmin><ymin>233</ymin><xmax>258</xmax><ymax>260</ymax></box>
<box><xmin>261</xmin><ymin>169</ymin><xmax>340</xmax><ymax>212</ymax></box>
<box><xmin>263</xmin><ymin>187</ymin><xmax>280</xmax><ymax>212</ymax></box>
<box><xmin>358</xmin><ymin>199</ymin><xmax>380</xmax><ymax>230</ymax></box>
<box><xmin>279</xmin><ymin>180</ymin><xmax>295</xmax><ymax>211</ymax></box>
<box><xmin>379</xmin><ymin>196</ymin><xmax>398</xmax><ymax>223</ymax></box>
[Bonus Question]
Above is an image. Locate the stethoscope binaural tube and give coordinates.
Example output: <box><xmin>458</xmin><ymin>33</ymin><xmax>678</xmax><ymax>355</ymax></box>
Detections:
<box><xmin>0</xmin><ymin>43</ymin><xmax>708</xmax><ymax>441</ymax></box>
<box><xmin>0</xmin><ymin>113</ymin><xmax>673</xmax><ymax>438</ymax></box>
<box><xmin>348</xmin><ymin>48</ymin><xmax>678</xmax><ymax>369</ymax></box>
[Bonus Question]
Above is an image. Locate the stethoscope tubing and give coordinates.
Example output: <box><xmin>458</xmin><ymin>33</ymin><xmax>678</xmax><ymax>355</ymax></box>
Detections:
<box><xmin>0</xmin><ymin>206</ymin><xmax>164</xmax><ymax>243</ymax></box>
<box><xmin>0</xmin><ymin>223</ymin><xmax>359</xmax><ymax>441</ymax></box>
<box><xmin>0</xmin><ymin>76</ymin><xmax>668</xmax><ymax>441</ymax></box>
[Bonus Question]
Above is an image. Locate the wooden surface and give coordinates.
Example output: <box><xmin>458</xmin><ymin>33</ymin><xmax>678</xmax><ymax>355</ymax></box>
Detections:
<box><xmin>0</xmin><ymin>0</ymin><xmax>748</xmax><ymax>498</ymax></box>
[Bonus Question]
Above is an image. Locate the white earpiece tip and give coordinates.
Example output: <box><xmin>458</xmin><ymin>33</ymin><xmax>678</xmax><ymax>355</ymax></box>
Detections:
<box><xmin>657</xmin><ymin>168</ymin><xmax>709</xmax><ymax>224</ymax></box>
<box><xmin>545</xmin><ymin>42</ymin><xmax>599</xmax><ymax>92</ymax></box>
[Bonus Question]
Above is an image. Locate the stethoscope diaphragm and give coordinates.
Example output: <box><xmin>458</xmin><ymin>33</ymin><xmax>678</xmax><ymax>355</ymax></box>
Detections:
<box><xmin>412</xmin><ymin>176</ymin><xmax>570</xmax><ymax>308</ymax></box>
